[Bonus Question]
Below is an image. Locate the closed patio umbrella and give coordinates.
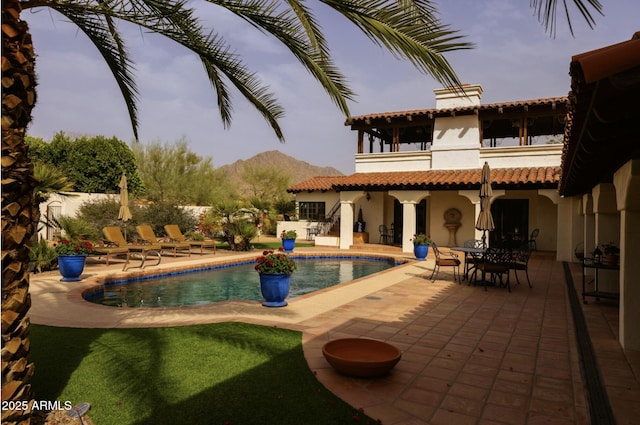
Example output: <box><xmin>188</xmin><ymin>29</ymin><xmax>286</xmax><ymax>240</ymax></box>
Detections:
<box><xmin>118</xmin><ymin>173</ymin><xmax>132</xmax><ymax>240</ymax></box>
<box><xmin>475</xmin><ymin>162</ymin><xmax>495</xmax><ymax>247</ymax></box>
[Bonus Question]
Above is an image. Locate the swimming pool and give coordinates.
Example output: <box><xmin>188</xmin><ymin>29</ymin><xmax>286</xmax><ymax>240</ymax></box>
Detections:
<box><xmin>85</xmin><ymin>256</ymin><xmax>399</xmax><ymax>308</ymax></box>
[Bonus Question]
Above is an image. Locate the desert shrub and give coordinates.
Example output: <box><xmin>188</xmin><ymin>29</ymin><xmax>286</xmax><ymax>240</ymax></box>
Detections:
<box><xmin>195</xmin><ymin>210</ymin><xmax>222</xmax><ymax>238</ymax></box>
<box><xmin>29</xmin><ymin>238</ymin><xmax>57</xmax><ymax>273</ymax></box>
<box><xmin>56</xmin><ymin>216</ymin><xmax>101</xmax><ymax>241</ymax></box>
<box><xmin>261</xmin><ymin>214</ymin><xmax>278</xmax><ymax>236</ymax></box>
<box><xmin>273</xmin><ymin>197</ymin><xmax>295</xmax><ymax>217</ymax></box>
<box><xmin>137</xmin><ymin>203</ymin><xmax>197</xmax><ymax>237</ymax></box>
<box><xmin>228</xmin><ymin>220</ymin><xmax>258</xmax><ymax>251</ymax></box>
<box><xmin>77</xmin><ymin>198</ymin><xmax>141</xmax><ymax>242</ymax></box>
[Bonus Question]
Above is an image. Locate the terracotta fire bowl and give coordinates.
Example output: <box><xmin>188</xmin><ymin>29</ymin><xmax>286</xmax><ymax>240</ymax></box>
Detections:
<box><xmin>322</xmin><ymin>338</ymin><xmax>402</xmax><ymax>378</ymax></box>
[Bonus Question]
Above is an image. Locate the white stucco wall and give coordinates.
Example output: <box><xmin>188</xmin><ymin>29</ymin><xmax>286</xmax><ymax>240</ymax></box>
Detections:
<box><xmin>37</xmin><ymin>192</ymin><xmax>211</xmax><ymax>240</ymax></box>
<box><xmin>355</xmin><ymin>151</ymin><xmax>432</xmax><ymax>173</ymax></box>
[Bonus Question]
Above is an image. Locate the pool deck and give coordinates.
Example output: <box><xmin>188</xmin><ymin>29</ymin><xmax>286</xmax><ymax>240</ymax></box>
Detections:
<box><xmin>30</xmin><ymin>242</ymin><xmax>640</xmax><ymax>425</ymax></box>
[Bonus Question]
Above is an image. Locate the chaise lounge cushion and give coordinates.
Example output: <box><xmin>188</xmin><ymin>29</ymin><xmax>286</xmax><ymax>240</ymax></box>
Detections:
<box><xmin>164</xmin><ymin>224</ymin><xmax>216</xmax><ymax>254</ymax></box>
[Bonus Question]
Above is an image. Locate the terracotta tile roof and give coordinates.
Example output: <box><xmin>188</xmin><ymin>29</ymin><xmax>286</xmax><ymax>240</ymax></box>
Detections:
<box><xmin>288</xmin><ymin>167</ymin><xmax>560</xmax><ymax>193</ymax></box>
<box><xmin>346</xmin><ymin>97</ymin><xmax>568</xmax><ymax>125</ymax></box>
<box><xmin>287</xmin><ymin>176</ymin><xmax>346</xmax><ymax>192</ymax></box>
<box><xmin>560</xmin><ymin>32</ymin><xmax>640</xmax><ymax>196</ymax></box>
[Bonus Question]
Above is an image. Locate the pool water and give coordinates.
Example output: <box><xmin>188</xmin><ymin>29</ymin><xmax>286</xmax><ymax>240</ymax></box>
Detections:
<box><xmin>86</xmin><ymin>258</ymin><xmax>396</xmax><ymax>308</ymax></box>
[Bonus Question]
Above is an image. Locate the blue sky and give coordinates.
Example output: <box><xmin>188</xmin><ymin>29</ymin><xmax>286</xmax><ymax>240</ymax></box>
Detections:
<box><xmin>25</xmin><ymin>0</ymin><xmax>639</xmax><ymax>174</ymax></box>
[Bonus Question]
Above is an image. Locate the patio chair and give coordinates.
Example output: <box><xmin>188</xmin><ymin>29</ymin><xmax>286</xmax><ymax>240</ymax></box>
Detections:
<box><xmin>136</xmin><ymin>224</ymin><xmax>191</xmax><ymax>257</ymax></box>
<box><xmin>429</xmin><ymin>242</ymin><xmax>461</xmax><ymax>283</ymax></box>
<box><xmin>306</xmin><ymin>225</ymin><xmax>322</xmax><ymax>240</ymax></box>
<box><xmin>164</xmin><ymin>224</ymin><xmax>216</xmax><ymax>255</ymax></box>
<box><xmin>510</xmin><ymin>244</ymin><xmax>533</xmax><ymax>288</ymax></box>
<box><xmin>472</xmin><ymin>247</ymin><xmax>512</xmax><ymax>292</ymax></box>
<box><xmin>378</xmin><ymin>224</ymin><xmax>392</xmax><ymax>245</ymax></box>
<box><xmin>529</xmin><ymin>228</ymin><xmax>540</xmax><ymax>251</ymax></box>
<box><xmin>102</xmin><ymin>226</ymin><xmax>162</xmax><ymax>270</ymax></box>
<box><xmin>462</xmin><ymin>239</ymin><xmax>484</xmax><ymax>280</ymax></box>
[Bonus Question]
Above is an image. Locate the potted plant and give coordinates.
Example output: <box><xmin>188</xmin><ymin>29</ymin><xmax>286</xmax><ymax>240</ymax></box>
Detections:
<box><xmin>411</xmin><ymin>234</ymin><xmax>432</xmax><ymax>261</ymax></box>
<box><xmin>280</xmin><ymin>229</ymin><xmax>297</xmax><ymax>253</ymax></box>
<box><xmin>255</xmin><ymin>249</ymin><xmax>297</xmax><ymax>307</ymax></box>
<box><xmin>601</xmin><ymin>243</ymin><xmax>620</xmax><ymax>266</ymax></box>
<box><xmin>54</xmin><ymin>238</ymin><xmax>94</xmax><ymax>281</ymax></box>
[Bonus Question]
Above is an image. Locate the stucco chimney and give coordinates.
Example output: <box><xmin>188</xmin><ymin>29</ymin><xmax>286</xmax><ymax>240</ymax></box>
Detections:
<box><xmin>434</xmin><ymin>84</ymin><xmax>483</xmax><ymax>109</ymax></box>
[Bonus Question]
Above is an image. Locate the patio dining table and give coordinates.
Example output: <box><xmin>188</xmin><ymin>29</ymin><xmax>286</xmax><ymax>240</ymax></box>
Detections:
<box><xmin>451</xmin><ymin>246</ymin><xmax>486</xmax><ymax>281</ymax></box>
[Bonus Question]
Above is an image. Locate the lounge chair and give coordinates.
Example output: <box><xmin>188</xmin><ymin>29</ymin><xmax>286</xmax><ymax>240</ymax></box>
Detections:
<box><xmin>136</xmin><ymin>224</ymin><xmax>191</xmax><ymax>257</ymax></box>
<box><xmin>102</xmin><ymin>226</ymin><xmax>162</xmax><ymax>270</ymax></box>
<box><xmin>92</xmin><ymin>243</ymin><xmax>130</xmax><ymax>266</ymax></box>
<box><xmin>164</xmin><ymin>224</ymin><xmax>216</xmax><ymax>255</ymax></box>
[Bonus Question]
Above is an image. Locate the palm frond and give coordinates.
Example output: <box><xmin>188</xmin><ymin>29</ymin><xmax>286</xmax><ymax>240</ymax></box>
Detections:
<box><xmin>320</xmin><ymin>0</ymin><xmax>471</xmax><ymax>89</ymax></box>
<box><xmin>46</xmin><ymin>2</ymin><xmax>141</xmax><ymax>140</ymax></box>
<box><xmin>213</xmin><ymin>0</ymin><xmax>353</xmax><ymax>116</ymax></box>
<box><xmin>530</xmin><ymin>0</ymin><xmax>603</xmax><ymax>36</ymax></box>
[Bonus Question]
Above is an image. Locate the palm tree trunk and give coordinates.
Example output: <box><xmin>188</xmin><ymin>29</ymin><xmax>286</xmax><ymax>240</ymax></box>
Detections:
<box><xmin>2</xmin><ymin>0</ymin><xmax>38</xmax><ymax>423</ymax></box>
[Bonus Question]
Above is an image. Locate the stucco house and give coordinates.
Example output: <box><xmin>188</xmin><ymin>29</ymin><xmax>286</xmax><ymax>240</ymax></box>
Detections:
<box><xmin>285</xmin><ymin>32</ymin><xmax>640</xmax><ymax>351</ymax></box>
<box><xmin>287</xmin><ymin>84</ymin><xmax>566</xmax><ymax>255</ymax></box>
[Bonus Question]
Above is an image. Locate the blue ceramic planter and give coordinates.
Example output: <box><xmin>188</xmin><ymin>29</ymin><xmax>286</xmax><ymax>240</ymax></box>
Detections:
<box><xmin>413</xmin><ymin>244</ymin><xmax>429</xmax><ymax>261</ymax></box>
<box><xmin>58</xmin><ymin>255</ymin><xmax>87</xmax><ymax>281</ymax></box>
<box><xmin>281</xmin><ymin>238</ymin><xmax>295</xmax><ymax>253</ymax></box>
<box><xmin>259</xmin><ymin>273</ymin><xmax>291</xmax><ymax>307</ymax></box>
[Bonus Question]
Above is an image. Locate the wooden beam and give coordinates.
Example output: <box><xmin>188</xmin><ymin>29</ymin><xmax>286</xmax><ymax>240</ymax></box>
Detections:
<box><xmin>393</xmin><ymin>128</ymin><xmax>400</xmax><ymax>152</ymax></box>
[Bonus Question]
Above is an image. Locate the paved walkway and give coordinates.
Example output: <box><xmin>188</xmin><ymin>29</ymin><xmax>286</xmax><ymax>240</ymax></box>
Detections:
<box><xmin>29</xmin><ymin>246</ymin><xmax>640</xmax><ymax>424</ymax></box>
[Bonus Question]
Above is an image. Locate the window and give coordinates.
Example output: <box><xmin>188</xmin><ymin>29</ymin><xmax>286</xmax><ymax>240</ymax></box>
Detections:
<box><xmin>299</xmin><ymin>202</ymin><xmax>325</xmax><ymax>221</ymax></box>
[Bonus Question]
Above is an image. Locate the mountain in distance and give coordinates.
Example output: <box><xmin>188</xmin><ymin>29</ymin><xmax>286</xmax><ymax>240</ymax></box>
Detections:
<box><xmin>218</xmin><ymin>150</ymin><xmax>344</xmax><ymax>196</ymax></box>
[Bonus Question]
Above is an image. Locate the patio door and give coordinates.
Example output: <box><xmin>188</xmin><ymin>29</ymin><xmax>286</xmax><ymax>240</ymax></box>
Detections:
<box><xmin>393</xmin><ymin>199</ymin><xmax>427</xmax><ymax>244</ymax></box>
<box><xmin>490</xmin><ymin>199</ymin><xmax>529</xmax><ymax>248</ymax></box>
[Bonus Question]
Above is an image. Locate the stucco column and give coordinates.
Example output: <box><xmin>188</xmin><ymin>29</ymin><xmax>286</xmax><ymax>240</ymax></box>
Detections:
<box><xmin>582</xmin><ymin>194</ymin><xmax>595</xmax><ymax>256</ymax></box>
<box><xmin>619</xmin><ymin>210</ymin><xmax>640</xmax><ymax>350</ymax></box>
<box><xmin>338</xmin><ymin>191</ymin><xmax>367</xmax><ymax>250</ymax></box>
<box><xmin>339</xmin><ymin>200</ymin><xmax>354</xmax><ymax>250</ymax></box>
<box><xmin>388</xmin><ymin>190</ymin><xmax>428</xmax><ymax>253</ymax></box>
<box><xmin>553</xmin><ymin>196</ymin><xmax>575</xmax><ymax>262</ymax></box>
<box><xmin>614</xmin><ymin>159</ymin><xmax>640</xmax><ymax>350</ymax></box>
<box><xmin>459</xmin><ymin>189</ymin><xmax>504</xmax><ymax>244</ymax></box>
<box><xmin>402</xmin><ymin>201</ymin><xmax>417</xmax><ymax>253</ymax></box>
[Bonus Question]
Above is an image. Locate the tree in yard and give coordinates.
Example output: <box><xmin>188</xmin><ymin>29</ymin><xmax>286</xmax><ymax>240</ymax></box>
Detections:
<box><xmin>26</xmin><ymin>132</ymin><xmax>144</xmax><ymax>194</ymax></box>
<box><xmin>133</xmin><ymin>139</ymin><xmax>235</xmax><ymax>205</ymax></box>
<box><xmin>242</xmin><ymin>164</ymin><xmax>291</xmax><ymax>201</ymax></box>
<box><xmin>1</xmin><ymin>0</ymin><xmax>602</xmax><ymax>423</ymax></box>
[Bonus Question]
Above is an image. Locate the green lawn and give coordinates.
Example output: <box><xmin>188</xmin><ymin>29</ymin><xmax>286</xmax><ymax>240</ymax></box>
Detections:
<box><xmin>30</xmin><ymin>323</ymin><xmax>378</xmax><ymax>425</ymax></box>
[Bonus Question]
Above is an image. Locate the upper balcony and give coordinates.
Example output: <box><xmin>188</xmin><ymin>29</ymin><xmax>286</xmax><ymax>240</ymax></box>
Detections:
<box><xmin>354</xmin><ymin>144</ymin><xmax>564</xmax><ymax>173</ymax></box>
<box><xmin>346</xmin><ymin>85</ymin><xmax>568</xmax><ymax>173</ymax></box>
